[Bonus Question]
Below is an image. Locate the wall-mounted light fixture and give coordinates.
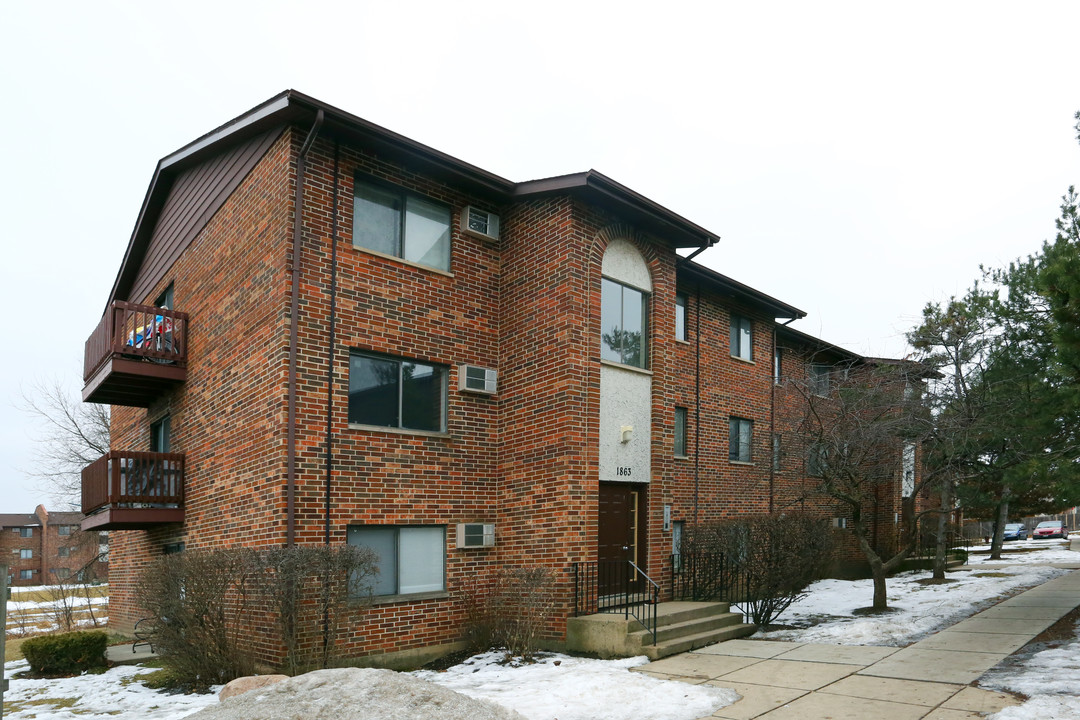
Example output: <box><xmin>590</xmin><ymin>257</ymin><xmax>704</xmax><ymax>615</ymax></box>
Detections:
<box><xmin>620</xmin><ymin>425</ymin><xmax>633</xmax><ymax>443</ymax></box>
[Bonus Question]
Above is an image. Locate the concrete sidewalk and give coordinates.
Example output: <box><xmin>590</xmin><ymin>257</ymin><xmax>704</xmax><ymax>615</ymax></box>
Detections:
<box><xmin>634</xmin><ymin>568</ymin><xmax>1080</xmax><ymax>720</ymax></box>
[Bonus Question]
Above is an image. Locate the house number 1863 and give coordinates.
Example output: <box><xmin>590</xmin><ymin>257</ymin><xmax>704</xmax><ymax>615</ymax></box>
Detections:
<box><xmin>616</xmin><ymin>467</ymin><xmax>632</xmax><ymax>477</ymax></box>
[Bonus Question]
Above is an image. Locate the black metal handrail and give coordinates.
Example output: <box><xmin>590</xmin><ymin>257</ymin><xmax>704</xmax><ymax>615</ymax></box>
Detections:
<box><xmin>669</xmin><ymin>551</ymin><xmax>750</xmax><ymax>618</ymax></box>
<box><xmin>572</xmin><ymin>560</ymin><xmax>660</xmax><ymax>645</ymax></box>
<box><xmin>906</xmin><ymin>531</ymin><xmax>970</xmax><ymax>564</ymax></box>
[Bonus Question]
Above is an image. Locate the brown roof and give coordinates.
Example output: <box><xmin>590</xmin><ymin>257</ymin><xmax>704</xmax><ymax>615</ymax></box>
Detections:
<box><xmin>47</xmin><ymin>512</ymin><xmax>85</xmax><ymax>525</ymax></box>
<box><xmin>679</xmin><ymin>260</ymin><xmax>805</xmax><ymax>320</ymax></box>
<box><xmin>0</xmin><ymin>514</ymin><xmax>40</xmax><ymax>528</ymax></box>
<box><xmin>104</xmin><ymin>90</ymin><xmax>725</xmax><ymax>311</ymax></box>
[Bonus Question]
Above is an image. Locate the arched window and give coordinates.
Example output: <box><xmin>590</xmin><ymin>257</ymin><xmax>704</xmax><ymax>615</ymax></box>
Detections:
<box><xmin>600</xmin><ymin>238</ymin><xmax>651</xmax><ymax>369</ymax></box>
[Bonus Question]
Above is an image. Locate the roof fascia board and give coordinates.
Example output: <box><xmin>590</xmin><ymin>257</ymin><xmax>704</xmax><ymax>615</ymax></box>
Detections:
<box><xmin>160</xmin><ymin>94</ymin><xmax>293</xmax><ymax>173</ymax></box>
<box><xmin>514</xmin><ymin>171</ymin><xmax>718</xmax><ymax>249</ymax></box>
<box><xmin>288</xmin><ymin>90</ymin><xmax>515</xmax><ymax>199</ymax></box>
<box><xmin>776</xmin><ymin>324</ymin><xmax>862</xmax><ymax>361</ymax></box>
<box><xmin>678</xmin><ymin>261</ymin><xmax>805</xmax><ymax>320</ymax></box>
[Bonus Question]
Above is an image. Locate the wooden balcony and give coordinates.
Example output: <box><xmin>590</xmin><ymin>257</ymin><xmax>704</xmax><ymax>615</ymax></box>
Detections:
<box><xmin>83</xmin><ymin>301</ymin><xmax>189</xmax><ymax>407</ymax></box>
<box><xmin>81</xmin><ymin>451</ymin><xmax>185</xmax><ymax>531</ymax></box>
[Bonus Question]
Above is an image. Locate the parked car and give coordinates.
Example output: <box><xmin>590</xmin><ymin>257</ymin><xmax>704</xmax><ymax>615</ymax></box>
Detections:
<box><xmin>1032</xmin><ymin>521</ymin><xmax>1070</xmax><ymax>539</ymax></box>
<box><xmin>1002</xmin><ymin>523</ymin><xmax>1028</xmax><ymax>541</ymax></box>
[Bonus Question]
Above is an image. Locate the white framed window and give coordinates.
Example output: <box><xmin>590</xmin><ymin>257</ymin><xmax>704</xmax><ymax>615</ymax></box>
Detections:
<box><xmin>601</xmin><ymin>277</ymin><xmax>649</xmax><ymax>368</ymax></box>
<box><xmin>18</xmin><ymin>527</ymin><xmax>33</xmax><ymax>538</ymax></box>
<box><xmin>58</xmin><ymin>525</ymin><xmax>73</xmax><ymax>536</ymax></box>
<box><xmin>58</xmin><ymin>546</ymin><xmax>70</xmax><ymax>558</ymax></box>
<box><xmin>810</xmin><ymin>364</ymin><xmax>831</xmax><ymax>396</ymax></box>
<box><xmin>52</xmin><ymin>568</ymin><xmax>71</xmax><ymax>579</ymax></box>
<box><xmin>347</xmin><ymin>525</ymin><xmax>446</xmax><ymax>597</ymax></box>
<box><xmin>729</xmin><ymin>417</ymin><xmax>753</xmax><ymax>463</ymax></box>
<box><xmin>19</xmin><ymin>569</ymin><xmax>33</xmax><ymax>580</ymax></box>
<box><xmin>20</xmin><ymin>548</ymin><xmax>33</xmax><ymax>559</ymax></box>
<box><xmin>349</xmin><ymin>352</ymin><xmax>447</xmax><ymax>432</ymax></box>
<box><xmin>730</xmin><ymin>315</ymin><xmax>752</xmax><ymax>361</ymax></box>
<box><xmin>353</xmin><ymin>178</ymin><xmax>451</xmax><ymax>271</ymax></box>
<box><xmin>674</xmin><ymin>407</ymin><xmax>688</xmax><ymax>457</ymax></box>
<box><xmin>808</xmin><ymin>443</ymin><xmax>828</xmax><ymax>477</ymax></box>
<box><xmin>902</xmin><ymin>442</ymin><xmax>916</xmax><ymax>497</ymax></box>
<box><xmin>675</xmin><ymin>293</ymin><xmax>688</xmax><ymax>342</ymax></box>
<box><xmin>672</xmin><ymin>520</ymin><xmax>685</xmax><ymax>571</ymax></box>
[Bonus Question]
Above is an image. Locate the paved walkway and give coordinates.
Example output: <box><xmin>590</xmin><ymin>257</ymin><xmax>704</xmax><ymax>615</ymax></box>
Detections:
<box><xmin>106</xmin><ymin>642</ymin><xmax>157</xmax><ymax>665</ymax></box>
<box><xmin>634</xmin><ymin>567</ymin><xmax>1080</xmax><ymax>720</ymax></box>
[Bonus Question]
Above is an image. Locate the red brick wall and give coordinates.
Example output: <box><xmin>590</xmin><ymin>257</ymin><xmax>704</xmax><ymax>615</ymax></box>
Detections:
<box><xmin>109</xmin><ymin>127</ymin><xmax>296</xmax><ymax>639</ymax></box>
<box><xmin>287</xmin><ymin>136</ymin><xmax>504</xmax><ymax>657</ymax></box>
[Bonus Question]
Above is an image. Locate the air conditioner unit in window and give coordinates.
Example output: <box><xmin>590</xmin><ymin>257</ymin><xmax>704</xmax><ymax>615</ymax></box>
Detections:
<box><xmin>456</xmin><ymin>523</ymin><xmax>495</xmax><ymax>548</ymax></box>
<box><xmin>461</xmin><ymin>206</ymin><xmax>500</xmax><ymax>242</ymax></box>
<box><xmin>459</xmin><ymin>365</ymin><xmax>497</xmax><ymax>395</ymax></box>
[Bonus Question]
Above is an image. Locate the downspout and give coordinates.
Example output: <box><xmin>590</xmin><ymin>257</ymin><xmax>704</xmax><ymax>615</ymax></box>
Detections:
<box><xmin>324</xmin><ymin>141</ymin><xmax>340</xmax><ymax>546</ymax></box>
<box><xmin>694</xmin><ymin>283</ymin><xmax>701</xmax><ymax>525</ymax></box>
<box><xmin>680</xmin><ymin>237</ymin><xmax>716</xmax><ymax>265</ymax></box>
<box><xmin>769</xmin><ymin>325</ymin><xmax>776</xmax><ymax>514</ymax></box>
<box><xmin>287</xmin><ymin>109</ymin><xmax>324</xmax><ymax>548</ymax></box>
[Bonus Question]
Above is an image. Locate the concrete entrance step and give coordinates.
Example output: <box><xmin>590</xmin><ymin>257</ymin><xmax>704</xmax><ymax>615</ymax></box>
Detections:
<box><xmin>631</xmin><ymin>607</ymin><xmax>749</xmax><ymax>646</ymax></box>
<box><xmin>639</xmin><ymin>621</ymin><xmax>757</xmax><ymax>661</ymax></box>
<box><xmin>566</xmin><ymin>601</ymin><xmax>756</xmax><ymax>660</ymax></box>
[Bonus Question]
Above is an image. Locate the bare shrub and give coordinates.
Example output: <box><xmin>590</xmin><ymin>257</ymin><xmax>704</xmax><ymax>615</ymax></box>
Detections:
<box><xmin>136</xmin><ymin>548</ymin><xmax>259</xmax><ymax>690</ymax></box>
<box><xmin>258</xmin><ymin>545</ymin><xmax>377</xmax><ymax>675</ymax></box>
<box><xmin>459</xmin><ymin>567</ymin><xmax>555</xmax><ymax>661</ymax></box>
<box><xmin>137</xmin><ymin>545</ymin><xmax>377</xmax><ymax>687</ymax></box>
<box><xmin>683</xmin><ymin>513</ymin><xmax>836</xmax><ymax>625</ymax></box>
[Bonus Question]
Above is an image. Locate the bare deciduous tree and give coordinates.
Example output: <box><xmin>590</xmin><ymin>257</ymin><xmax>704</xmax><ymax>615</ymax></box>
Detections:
<box><xmin>19</xmin><ymin>378</ymin><xmax>109</xmax><ymax>507</ymax></box>
<box><xmin>778</xmin><ymin>358</ymin><xmax>935</xmax><ymax>610</ymax></box>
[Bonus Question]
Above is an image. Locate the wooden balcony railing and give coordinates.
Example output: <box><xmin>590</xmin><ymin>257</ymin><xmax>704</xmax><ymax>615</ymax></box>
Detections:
<box><xmin>83</xmin><ymin>301</ymin><xmax>189</xmax><ymax>406</ymax></box>
<box><xmin>84</xmin><ymin>301</ymin><xmax>188</xmax><ymax>380</ymax></box>
<box><xmin>81</xmin><ymin>451</ymin><xmax>185</xmax><ymax>530</ymax></box>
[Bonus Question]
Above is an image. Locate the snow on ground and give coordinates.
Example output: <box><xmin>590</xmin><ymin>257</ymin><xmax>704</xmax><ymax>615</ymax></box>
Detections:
<box><xmin>981</xmin><ymin>620</ymin><xmax>1080</xmax><ymax>720</ymax></box>
<box><xmin>2</xmin><ymin>659</ymin><xmax>221</xmax><ymax>720</ymax></box>
<box><xmin>757</xmin><ymin>564</ymin><xmax>1065</xmax><ymax>646</ymax></box>
<box><xmin>2</xmin><ymin>545</ymin><xmax>1076</xmax><ymax>720</ymax></box>
<box><xmin>968</xmin><ymin>538</ymin><xmax>1080</xmax><ymax>566</ymax></box>
<box><xmin>413</xmin><ymin>651</ymin><xmax>738</xmax><ymax>720</ymax></box>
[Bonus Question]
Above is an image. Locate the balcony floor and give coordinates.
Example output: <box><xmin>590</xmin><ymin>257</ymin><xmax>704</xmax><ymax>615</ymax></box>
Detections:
<box><xmin>82</xmin><ymin>506</ymin><xmax>185</xmax><ymax>531</ymax></box>
<box><xmin>83</xmin><ymin>356</ymin><xmax>186</xmax><ymax>407</ymax></box>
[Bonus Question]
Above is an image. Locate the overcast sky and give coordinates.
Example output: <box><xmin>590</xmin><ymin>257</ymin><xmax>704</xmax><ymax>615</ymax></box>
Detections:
<box><xmin>2</xmin><ymin>1</ymin><xmax>1077</xmax><ymax>512</ymax></box>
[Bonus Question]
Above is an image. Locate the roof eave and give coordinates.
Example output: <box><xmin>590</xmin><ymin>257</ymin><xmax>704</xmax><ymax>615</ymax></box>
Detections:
<box><xmin>678</xmin><ymin>260</ymin><xmax>805</xmax><ymax>320</ymax></box>
<box><xmin>514</xmin><ymin>171</ymin><xmax>719</xmax><ymax>250</ymax></box>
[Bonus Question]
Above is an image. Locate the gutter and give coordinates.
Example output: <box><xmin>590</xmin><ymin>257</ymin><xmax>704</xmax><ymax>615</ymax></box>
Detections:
<box><xmin>287</xmin><ymin>109</ymin><xmax>324</xmax><ymax>547</ymax></box>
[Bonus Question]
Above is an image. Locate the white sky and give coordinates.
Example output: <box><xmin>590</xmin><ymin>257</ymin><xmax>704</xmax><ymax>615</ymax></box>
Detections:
<box><xmin>1</xmin><ymin>0</ymin><xmax>1078</xmax><ymax>511</ymax></box>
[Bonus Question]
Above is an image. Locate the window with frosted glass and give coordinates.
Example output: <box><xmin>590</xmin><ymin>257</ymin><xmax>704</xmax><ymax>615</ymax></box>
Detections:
<box><xmin>674</xmin><ymin>406</ymin><xmax>688</xmax><ymax>457</ymax></box>
<box><xmin>601</xmin><ymin>277</ymin><xmax>649</xmax><ymax>368</ymax></box>
<box><xmin>730</xmin><ymin>315</ymin><xmax>752</xmax><ymax>361</ymax></box>
<box><xmin>810</xmin><ymin>364</ymin><xmax>831</xmax><ymax>396</ymax></box>
<box><xmin>349</xmin><ymin>353</ymin><xmax>446</xmax><ymax>432</ymax></box>
<box><xmin>729</xmin><ymin>417</ymin><xmax>752</xmax><ymax>463</ymax></box>
<box><xmin>675</xmin><ymin>293</ymin><xmax>688</xmax><ymax>341</ymax></box>
<box><xmin>347</xmin><ymin>525</ymin><xmax>445</xmax><ymax>597</ymax></box>
<box><xmin>353</xmin><ymin>178</ymin><xmax>451</xmax><ymax>271</ymax></box>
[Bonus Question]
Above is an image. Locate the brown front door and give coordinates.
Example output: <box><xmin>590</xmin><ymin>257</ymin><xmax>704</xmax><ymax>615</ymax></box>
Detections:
<box><xmin>597</xmin><ymin>483</ymin><xmax>647</xmax><ymax>596</ymax></box>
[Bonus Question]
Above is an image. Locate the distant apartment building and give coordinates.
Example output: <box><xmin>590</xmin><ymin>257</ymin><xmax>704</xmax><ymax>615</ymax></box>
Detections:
<box><xmin>1</xmin><ymin>505</ymin><xmax>107</xmax><ymax>586</ymax></box>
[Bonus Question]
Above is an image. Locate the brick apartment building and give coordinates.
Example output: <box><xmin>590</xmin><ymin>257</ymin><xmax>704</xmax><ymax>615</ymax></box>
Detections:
<box><xmin>81</xmin><ymin>90</ymin><xmax>921</xmax><ymax>666</ymax></box>
<box><xmin>1</xmin><ymin>506</ymin><xmax>107</xmax><ymax>586</ymax></box>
